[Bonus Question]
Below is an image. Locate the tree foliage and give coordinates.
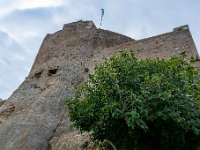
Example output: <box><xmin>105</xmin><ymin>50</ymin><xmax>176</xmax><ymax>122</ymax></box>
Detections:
<box><xmin>65</xmin><ymin>52</ymin><xmax>200</xmax><ymax>150</ymax></box>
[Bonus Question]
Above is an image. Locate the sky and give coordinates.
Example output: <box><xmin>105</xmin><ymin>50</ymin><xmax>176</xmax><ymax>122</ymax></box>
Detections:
<box><xmin>0</xmin><ymin>0</ymin><xmax>200</xmax><ymax>99</ymax></box>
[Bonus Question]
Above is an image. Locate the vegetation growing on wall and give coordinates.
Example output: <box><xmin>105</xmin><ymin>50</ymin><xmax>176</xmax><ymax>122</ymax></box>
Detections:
<box><xmin>65</xmin><ymin>51</ymin><xmax>200</xmax><ymax>150</ymax></box>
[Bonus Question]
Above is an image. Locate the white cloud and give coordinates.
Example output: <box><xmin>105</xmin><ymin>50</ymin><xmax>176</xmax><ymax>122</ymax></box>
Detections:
<box><xmin>18</xmin><ymin>0</ymin><xmax>64</xmax><ymax>10</ymax></box>
<box><xmin>0</xmin><ymin>30</ymin><xmax>30</xmax><ymax>99</ymax></box>
<box><xmin>0</xmin><ymin>0</ymin><xmax>64</xmax><ymax>17</ymax></box>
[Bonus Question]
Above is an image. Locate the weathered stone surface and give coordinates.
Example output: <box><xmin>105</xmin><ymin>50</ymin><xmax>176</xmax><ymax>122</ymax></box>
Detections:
<box><xmin>0</xmin><ymin>20</ymin><xmax>198</xmax><ymax>150</ymax></box>
<box><xmin>0</xmin><ymin>101</ymin><xmax>15</xmax><ymax>118</ymax></box>
<box><xmin>49</xmin><ymin>131</ymin><xmax>99</xmax><ymax>150</ymax></box>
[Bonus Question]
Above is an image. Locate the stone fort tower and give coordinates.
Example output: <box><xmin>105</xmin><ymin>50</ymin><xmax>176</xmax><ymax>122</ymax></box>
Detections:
<box><xmin>0</xmin><ymin>21</ymin><xmax>199</xmax><ymax>150</ymax></box>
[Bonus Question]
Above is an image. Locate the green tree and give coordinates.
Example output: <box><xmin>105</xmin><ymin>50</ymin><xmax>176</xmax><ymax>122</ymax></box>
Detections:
<box><xmin>65</xmin><ymin>52</ymin><xmax>200</xmax><ymax>150</ymax></box>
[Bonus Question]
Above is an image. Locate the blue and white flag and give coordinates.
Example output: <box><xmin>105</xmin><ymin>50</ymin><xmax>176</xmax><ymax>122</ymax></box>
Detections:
<box><xmin>100</xmin><ymin>8</ymin><xmax>104</xmax><ymax>27</ymax></box>
<box><xmin>101</xmin><ymin>9</ymin><xmax>104</xmax><ymax>18</ymax></box>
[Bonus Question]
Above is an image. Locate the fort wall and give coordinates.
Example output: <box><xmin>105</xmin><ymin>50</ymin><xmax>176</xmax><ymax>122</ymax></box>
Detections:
<box><xmin>29</xmin><ymin>21</ymin><xmax>133</xmax><ymax>75</ymax></box>
<box><xmin>136</xmin><ymin>25</ymin><xmax>198</xmax><ymax>59</ymax></box>
<box><xmin>116</xmin><ymin>25</ymin><xmax>198</xmax><ymax>59</ymax></box>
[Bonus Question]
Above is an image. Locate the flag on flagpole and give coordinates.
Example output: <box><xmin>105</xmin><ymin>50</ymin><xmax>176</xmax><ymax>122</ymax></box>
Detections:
<box><xmin>100</xmin><ymin>9</ymin><xmax>104</xmax><ymax>27</ymax></box>
<box><xmin>101</xmin><ymin>9</ymin><xmax>104</xmax><ymax>19</ymax></box>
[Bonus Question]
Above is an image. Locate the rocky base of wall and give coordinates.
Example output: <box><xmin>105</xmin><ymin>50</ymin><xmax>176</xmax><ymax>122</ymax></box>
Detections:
<box><xmin>49</xmin><ymin>131</ymin><xmax>99</xmax><ymax>150</ymax></box>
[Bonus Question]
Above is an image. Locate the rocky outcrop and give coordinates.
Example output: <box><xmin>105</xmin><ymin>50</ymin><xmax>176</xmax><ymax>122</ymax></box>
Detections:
<box><xmin>0</xmin><ymin>20</ymin><xmax>198</xmax><ymax>150</ymax></box>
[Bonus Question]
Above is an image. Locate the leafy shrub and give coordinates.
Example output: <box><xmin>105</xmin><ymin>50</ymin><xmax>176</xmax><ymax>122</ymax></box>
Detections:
<box><xmin>65</xmin><ymin>52</ymin><xmax>200</xmax><ymax>150</ymax></box>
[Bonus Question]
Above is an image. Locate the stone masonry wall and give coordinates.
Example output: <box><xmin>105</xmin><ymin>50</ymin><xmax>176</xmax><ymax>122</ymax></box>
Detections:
<box><xmin>107</xmin><ymin>25</ymin><xmax>198</xmax><ymax>60</ymax></box>
<box><xmin>29</xmin><ymin>21</ymin><xmax>133</xmax><ymax>76</ymax></box>
<box><xmin>135</xmin><ymin>25</ymin><xmax>198</xmax><ymax>59</ymax></box>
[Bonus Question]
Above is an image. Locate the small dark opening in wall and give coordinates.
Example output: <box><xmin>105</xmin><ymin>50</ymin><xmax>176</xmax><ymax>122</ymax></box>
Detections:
<box><xmin>177</xmin><ymin>28</ymin><xmax>182</xmax><ymax>31</ymax></box>
<box><xmin>48</xmin><ymin>68</ymin><xmax>58</xmax><ymax>76</ymax></box>
<box><xmin>35</xmin><ymin>71</ymin><xmax>42</xmax><ymax>78</ymax></box>
<box><xmin>84</xmin><ymin>67</ymin><xmax>89</xmax><ymax>73</ymax></box>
